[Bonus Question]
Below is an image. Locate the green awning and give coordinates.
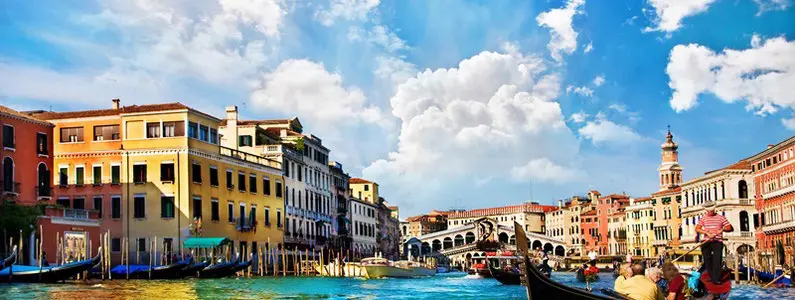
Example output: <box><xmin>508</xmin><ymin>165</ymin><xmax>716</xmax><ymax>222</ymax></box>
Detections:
<box><xmin>183</xmin><ymin>237</ymin><xmax>231</xmax><ymax>248</ymax></box>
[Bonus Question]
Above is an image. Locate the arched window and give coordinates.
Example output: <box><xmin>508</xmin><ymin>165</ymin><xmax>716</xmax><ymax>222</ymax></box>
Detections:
<box><xmin>738</xmin><ymin>180</ymin><xmax>748</xmax><ymax>199</ymax></box>
<box><xmin>2</xmin><ymin>157</ymin><xmax>13</xmax><ymax>193</ymax></box>
<box><xmin>739</xmin><ymin>211</ymin><xmax>750</xmax><ymax>232</ymax></box>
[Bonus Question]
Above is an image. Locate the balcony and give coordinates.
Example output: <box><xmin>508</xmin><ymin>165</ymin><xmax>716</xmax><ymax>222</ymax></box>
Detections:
<box><xmin>762</xmin><ymin>184</ymin><xmax>795</xmax><ymax>200</ymax></box>
<box><xmin>220</xmin><ymin>146</ymin><xmax>282</xmax><ymax>169</ymax></box>
<box><xmin>235</xmin><ymin>216</ymin><xmax>256</xmax><ymax>232</ymax></box>
<box><xmin>0</xmin><ymin>181</ymin><xmax>20</xmax><ymax>195</ymax></box>
<box><xmin>64</xmin><ymin>208</ymin><xmax>90</xmax><ymax>219</ymax></box>
<box><xmin>682</xmin><ymin>198</ymin><xmax>756</xmax><ymax>215</ymax></box>
<box><xmin>762</xmin><ymin>219</ymin><xmax>795</xmax><ymax>234</ymax></box>
<box><xmin>36</xmin><ymin>186</ymin><xmax>52</xmax><ymax>198</ymax></box>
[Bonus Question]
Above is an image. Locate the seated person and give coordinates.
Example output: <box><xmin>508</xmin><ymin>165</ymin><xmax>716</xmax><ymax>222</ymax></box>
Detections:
<box><xmin>615</xmin><ymin>264</ymin><xmax>664</xmax><ymax>300</ymax></box>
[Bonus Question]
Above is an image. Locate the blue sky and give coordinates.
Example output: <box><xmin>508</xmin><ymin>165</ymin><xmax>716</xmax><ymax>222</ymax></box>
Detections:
<box><xmin>2</xmin><ymin>0</ymin><xmax>794</xmax><ymax>217</ymax></box>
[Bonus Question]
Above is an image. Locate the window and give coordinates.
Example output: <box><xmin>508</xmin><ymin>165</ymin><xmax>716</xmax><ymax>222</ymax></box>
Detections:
<box><xmin>188</xmin><ymin>122</ymin><xmax>198</xmax><ymax>139</ymax></box>
<box><xmin>250</xmin><ymin>206</ymin><xmax>257</xmax><ymax>225</ymax></box>
<box><xmin>239</xmin><ymin>135</ymin><xmax>253</xmax><ymax>147</ymax></box>
<box><xmin>93</xmin><ymin>196</ymin><xmax>103</xmax><ymax>218</ymax></box>
<box><xmin>161</xmin><ymin>196</ymin><xmax>175</xmax><ymax>218</ymax></box>
<box><xmin>199</xmin><ymin>125</ymin><xmax>209</xmax><ymax>142</ymax></box>
<box><xmin>56</xmin><ymin>197</ymin><xmax>70</xmax><ymax>208</ymax></box>
<box><xmin>2</xmin><ymin>125</ymin><xmax>13</xmax><ymax>148</ymax></box>
<box><xmin>249</xmin><ymin>174</ymin><xmax>257</xmax><ymax>193</ymax></box>
<box><xmin>364</xmin><ymin>184</ymin><xmax>369</xmax><ymax>191</ymax></box>
<box><xmin>192</xmin><ymin>163</ymin><xmax>202</xmax><ymax>183</ymax></box>
<box><xmin>36</xmin><ymin>133</ymin><xmax>48</xmax><ymax>154</ymax></box>
<box><xmin>59</xmin><ymin>167</ymin><xmax>68</xmax><ymax>186</ymax></box>
<box><xmin>226</xmin><ymin>169</ymin><xmax>234</xmax><ymax>189</ymax></box>
<box><xmin>264</xmin><ymin>207</ymin><xmax>271</xmax><ymax>226</ymax></box>
<box><xmin>146</xmin><ymin>122</ymin><xmax>161</xmax><ymax>138</ymax></box>
<box><xmin>275</xmin><ymin>181</ymin><xmax>283</xmax><ymax>197</ymax></box>
<box><xmin>111</xmin><ymin>238</ymin><xmax>121</xmax><ymax>252</ymax></box>
<box><xmin>277</xmin><ymin>210</ymin><xmax>282</xmax><ymax>227</ymax></box>
<box><xmin>134</xmin><ymin>195</ymin><xmax>146</xmax><ymax>218</ymax></box>
<box><xmin>228</xmin><ymin>202</ymin><xmax>235</xmax><ymax>222</ymax></box>
<box><xmin>263</xmin><ymin>177</ymin><xmax>271</xmax><ymax>195</ymax></box>
<box><xmin>111</xmin><ymin>165</ymin><xmax>121</xmax><ymax>184</ymax></box>
<box><xmin>210</xmin><ymin>167</ymin><xmax>219</xmax><ymax>186</ymax></box>
<box><xmin>211</xmin><ymin>199</ymin><xmax>219</xmax><ymax>221</ymax></box>
<box><xmin>73</xmin><ymin>197</ymin><xmax>85</xmax><ymax>209</ymax></box>
<box><xmin>133</xmin><ymin>164</ymin><xmax>147</xmax><ymax>183</ymax></box>
<box><xmin>93</xmin><ymin>125</ymin><xmax>120</xmax><ymax>141</ymax></box>
<box><xmin>238</xmin><ymin>172</ymin><xmax>246</xmax><ymax>191</ymax></box>
<box><xmin>111</xmin><ymin>196</ymin><xmax>121</xmax><ymax>219</ymax></box>
<box><xmin>298</xmin><ymin>167</ymin><xmax>302</xmax><ymax>182</ymax></box>
<box><xmin>192</xmin><ymin>196</ymin><xmax>202</xmax><ymax>219</ymax></box>
<box><xmin>137</xmin><ymin>238</ymin><xmax>146</xmax><ymax>252</ymax></box>
<box><xmin>159</xmin><ymin>162</ymin><xmax>175</xmax><ymax>182</ymax></box>
<box><xmin>75</xmin><ymin>166</ymin><xmax>85</xmax><ymax>186</ymax></box>
<box><xmin>209</xmin><ymin>128</ymin><xmax>218</xmax><ymax>144</ymax></box>
<box><xmin>93</xmin><ymin>166</ymin><xmax>102</xmax><ymax>185</ymax></box>
<box><xmin>162</xmin><ymin>121</ymin><xmax>185</xmax><ymax>137</ymax></box>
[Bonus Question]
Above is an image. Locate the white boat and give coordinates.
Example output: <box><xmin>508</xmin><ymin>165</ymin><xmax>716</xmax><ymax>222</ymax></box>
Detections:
<box><xmin>361</xmin><ymin>257</ymin><xmax>436</xmax><ymax>278</ymax></box>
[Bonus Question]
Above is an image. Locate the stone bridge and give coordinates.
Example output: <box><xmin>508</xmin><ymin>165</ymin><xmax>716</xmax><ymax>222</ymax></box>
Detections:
<box><xmin>403</xmin><ymin>217</ymin><xmax>567</xmax><ymax>265</ymax></box>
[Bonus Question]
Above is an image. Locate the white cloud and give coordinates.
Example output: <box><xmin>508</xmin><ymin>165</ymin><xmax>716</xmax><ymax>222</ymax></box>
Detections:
<box><xmin>375</xmin><ymin>56</ymin><xmax>418</xmax><ymax>91</ymax></box>
<box><xmin>593</xmin><ymin>75</ymin><xmax>605</xmax><ymax>87</ymax></box>
<box><xmin>511</xmin><ymin>157</ymin><xmax>580</xmax><ymax>183</ymax></box>
<box><xmin>536</xmin><ymin>0</ymin><xmax>585</xmax><ymax>62</ymax></box>
<box><xmin>570</xmin><ymin>111</ymin><xmax>589</xmax><ymax>123</ymax></box>
<box><xmin>348</xmin><ymin>25</ymin><xmax>407</xmax><ymax>53</ymax></box>
<box><xmin>578</xmin><ymin>114</ymin><xmax>645</xmax><ymax>145</ymax></box>
<box><xmin>567</xmin><ymin>85</ymin><xmax>594</xmax><ymax>97</ymax></box>
<box><xmin>315</xmin><ymin>0</ymin><xmax>380</xmax><ymax>26</ymax></box>
<box><xmin>608</xmin><ymin>103</ymin><xmax>627</xmax><ymax>113</ymax></box>
<box><xmin>782</xmin><ymin>115</ymin><xmax>795</xmax><ymax>130</ymax></box>
<box><xmin>584</xmin><ymin>42</ymin><xmax>594</xmax><ymax>53</ymax></box>
<box><xmin>364</xmin><ymin>49</ymin><xmax>580</xmax><ymax>210</ymax></box>
<box><xmin>643</xmin><ymin>0</ymin><xmax>718</xmax><ymax>33</ymax></box>
<box><xmin>754</xmin><ymin>0</ymin><xmax>791</xmax><ymax>14</ymax></box>
<box><xmin>666</xmin><ymin>35</ymin><xmax>795</xmax><ymax>121</ymax></box>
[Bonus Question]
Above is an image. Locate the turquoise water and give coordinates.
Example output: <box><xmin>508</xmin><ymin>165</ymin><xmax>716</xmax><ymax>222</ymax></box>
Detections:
<box><xmin>0</xmin><ymin>272</ymin><xmax>790</xmax><ymax>299</ymax></box>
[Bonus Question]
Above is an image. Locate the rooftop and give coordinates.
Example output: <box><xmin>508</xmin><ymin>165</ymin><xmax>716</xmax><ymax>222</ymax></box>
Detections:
<box><xmin>27</xmin><ymin>102</ymin><xmax>199</xmax><ymax>120</ymax></box>
<box><xmin>0</xmin><ymin>105</ymin><xmax>52</xmax><ymax>126</ymax></box>
<box><xmin>448</xmin><ymin>203</ymin><xmax>556</xmax><ymax>219</ymax></box>
<box><xmin>349</xmin><ymin>178</ymin><xmax>373</xmax><ymax>184</ymax></box>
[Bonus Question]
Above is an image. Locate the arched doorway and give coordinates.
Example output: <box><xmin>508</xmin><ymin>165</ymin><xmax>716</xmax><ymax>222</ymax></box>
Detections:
<box><xmin>555</xmin><ymin>245</ymin><xmax>565</xmax><ymax>256</ymax></box>
<box><xmin>443</xmin><ymin>237</ymin><xmax>453</xmax><ymax>249</ymax></box>
<box><xmin>499</xmin><ymin>232</ymin><xmax>509</xmax><ymax>243</ymax></box>
<box><xmin>532</xmin><ymin>240</ymin><xmax>542</xmax><ymax>250</ymax></box>
<box><xmin>739</xmin><ymin>211</ymin><xmax>750</xmax><ymax>232</ymax></box>
<box><xmin>454</xmin><ymin>234</ymin><xmax>464</xmax><ymax>247</ymax></box>
<box><xmin>544</xmin><ymin>243</ymin><xmax>553</xmax><ymax>253</ymax></box>
<box><xmin>37</xmin><ymin>163</ymin><xmax>50</xmax><ymax>197</ymax></box>
<box><xmin>465</xmin><ymin>232</ymin><xmax>475</xmax><ymax>244</ymax></box>
<box><xmin>737</xmin><ymin>244</ymin><xmax>754</xmax><ymax>255</ymax></box>
<box><xmin>2</xmin><ymin>157</ymin><xmax>13</xmax><ymax>193</ymax></box>
<box><xmin>738</xmin><ymin>180</ymin><xmax>748</xmax><ymax>199</ymax></box>
<box><xmin>432</xmin><ymin>240</ymin><xmax>442</xmax><ymax>252</ymax></box>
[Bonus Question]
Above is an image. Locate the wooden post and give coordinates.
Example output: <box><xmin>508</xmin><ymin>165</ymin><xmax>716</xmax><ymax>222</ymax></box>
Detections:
<box><xmin>149</xmin><ymin>238</ymin><xmax>154</xmax><ymax>280</ymax></box>
<box><xmin>125</xmin><ymin>237</ymin><xmax>130</xmax><ymax>280</ymax></box>
<box><xmin>734</xmin><ymin>253</ymin><xmax>739</xmax><ymax>284</ymax></box>
<box><xmin>136</xmin><ymin>237</ymin><xmax>140</xmax><ymax>264</ymax></box>
<box><xmin>18</xmin><ymin>230</ymin><xmax>23</xmax><ymax>266</ymax></box>
<box><xmin>281</xmin><ymin>246</ymin><xmax>286</xmax><ymax>276</ymax></box>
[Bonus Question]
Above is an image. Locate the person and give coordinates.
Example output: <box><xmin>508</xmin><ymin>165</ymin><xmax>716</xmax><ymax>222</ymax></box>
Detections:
<box><xmin>626</xmin><ymin>253</ymin><xmax>633</xmax><ymax>264</ymax></box>
<box><xmin>695</xmin><ymin>201</ymin><xmax>733</xmax><ymax>284</ymax></box>
<box><xmin>588</xmin><ymin>250</ymin><xmax>597</xmax><ymax>264</ymax></box>
<box><xmin>662</xmin><ymin>262</ymin><xmax>686</xmax><ymax>300</ymax></box>
<box><xmin>646</xmin><ymin>267</ymin><xmax>667</xmax><ymax>294</ymax></box>
<box><xmin>614</xmin><ymin>263</ymin><xmax>664</xmax><ymax>300</ymax></box>
<box><xmin>41</xmin><ymin>251</ymin><xmax>50</xmax><ymax>267</ymax></box>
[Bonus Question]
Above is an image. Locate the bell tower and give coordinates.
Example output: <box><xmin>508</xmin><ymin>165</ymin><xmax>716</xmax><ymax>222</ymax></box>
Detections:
<box><xmin>658</xmin><ymin>126</ymin><xmax>683</xmax><ymax>191</ymax></box>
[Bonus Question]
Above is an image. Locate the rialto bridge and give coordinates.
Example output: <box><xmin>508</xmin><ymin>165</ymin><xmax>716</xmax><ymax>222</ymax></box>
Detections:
<box><xmin>403</xmin><ymin>218</ymin><xmax>567</xmax><ymax>265</ymax></box>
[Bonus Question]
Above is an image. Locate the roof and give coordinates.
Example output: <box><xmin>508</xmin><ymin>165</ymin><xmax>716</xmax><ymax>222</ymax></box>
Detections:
<box><xmin>219</xmin><ymin>119</ymin><xmax>291</xmax><ymax>126</ymax></box>
<box><xmin>634</xmin><ymin>197</ymin><xmax>652</xmax><ymax>203</ymax></box>
<box><xmin>0</xmin><ymin>105</ymin><xmax>52</xmax><ymax>126</ymax></box>
<box><xmin>349</xmin><ymin>178</ymin><xmax>373</xmax><ymax>184</ymax></box>
<box><xmin>387</xmin><ymin>206</ymin><xmax>398</xmax><ymax>210</ymax></box>
<box><xmin>746</xmin><ymin>136</ymin><xmax>795</xmax><ymax>162</ymax></box>
<box><xmin>581</xmin><ymin>210</ymin><xmax>597</xmax><ymax>216</ymax></box>
<box><xmin>651</xmin><ymin>186</ymin><xmax>682</xmax><ymax>197</ymax></box>
<box><xmin>704</xmin><ymin>160</ymin><xmax>752</xmax><ymax>175</ymax></box>
<box><xmin>264</xmin><ymin>127</ymin><xmax>304</xmax><ymax>137</ymax></box>
<box><xmin>600</xmin><ymin>193</ymin><xmax>630</xmax><ymax>200</ymax></box>
<box><xmin>28</xmin><ymin>102</ymin><xmax>194</xmax><ymax>120</ymax></box>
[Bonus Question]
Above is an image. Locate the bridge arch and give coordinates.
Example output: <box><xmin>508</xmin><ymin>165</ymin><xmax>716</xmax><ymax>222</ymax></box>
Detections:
<box><xmin>465</xmin><ymin>232</ymin><xmax>475</xmax><ymax>244</ymax></box>
<box><xmin>443</xmin><ymin>237</ymin><xmax>453</xmax><ymax>249</ymax></box>
<box><xmin>432</xmin><ymin>240</ymin><xmax>442</xmax><ymax>252</ymax></box>
<box><xmin>532</xmin><ymin>240</ymin><xmax>542</xmax><ymax>250</ymax></box>
<box><xmin>454</xmin><ymin>234</ymin><xmax>464</xmax><ymax>247</ymax></box>
<box><xmin>543</xmin><ymin>243</ymin><xmax>553</xmax><ymax>253</ymax></box>
<box><xmin>555</xmin><ymin>245</ymin><xmax>565</xmax><ymax>256</ymax></box>
<box><xmin>498</xmin><ymin>232</ymin><xmax>509</xmax><ymax>243</ymax></box>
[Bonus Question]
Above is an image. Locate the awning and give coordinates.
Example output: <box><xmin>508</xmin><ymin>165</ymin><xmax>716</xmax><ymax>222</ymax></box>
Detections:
<box><xmin>182</xmin><ymin>237</ymin><xmax>231</xmax><ymax>248</ymax></box>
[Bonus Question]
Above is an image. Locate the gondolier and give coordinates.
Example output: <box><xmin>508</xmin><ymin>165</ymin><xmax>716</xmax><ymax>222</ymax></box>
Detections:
<box><xmin>695</xmin><ymin>201</ymin><xmax>733</xmax><ymax>285</ymax></box>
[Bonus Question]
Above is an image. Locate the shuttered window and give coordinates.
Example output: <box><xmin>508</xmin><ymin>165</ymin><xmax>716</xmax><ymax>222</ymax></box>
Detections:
<box><xmin>93</xmin><ymin>125</ymin><xmax>120</xmax><ymax>141</ymax></box>
<box><xmin>60</xmin><ymin>127</ymin><xmax>84</xmax><ymax>143</ymax></box>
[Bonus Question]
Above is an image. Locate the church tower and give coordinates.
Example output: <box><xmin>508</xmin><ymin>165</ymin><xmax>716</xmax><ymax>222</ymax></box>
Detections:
<box><xmin>658</xmin><ymin>127</ymin><xmax>683</xmax><ymax>191</ymax></box>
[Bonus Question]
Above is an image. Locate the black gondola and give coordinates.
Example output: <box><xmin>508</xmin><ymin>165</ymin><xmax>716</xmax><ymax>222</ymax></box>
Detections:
<box><xmin>198</xmin><ymin>254</ymin><xmax>239</xmax><ymax>278</ymax></box>
<box><xmin>181</xmin><ymin>260</ymin><xmax>210</xmax><ymax>277</ymax></box>
<box><xmin>514</xmin><ymin>223</ymin><xmax>618</xmax><ymax>299</ymax></box>
<box><xmin>0</xmin><ymin>246</ymin><xmax>17</xmax><ymax>271</ymax></box>
<box><xmin>0</xmin><ymin>248</ymin><xmax>102</xmax><ymax>283</ymax></box>
<box><xmin>489</xmin><ymin>264</ymin><xmax>522</xmax><ymax>285</ymax></box>
<box><xmin>229</xmin><ymin>255</ymin><xmax>253</xmax><ymax>274</ymax></box>
<box><xmin>111</xmin><ymin>257</ymin><xmax>193</xmax><ymax>279</ymax></box>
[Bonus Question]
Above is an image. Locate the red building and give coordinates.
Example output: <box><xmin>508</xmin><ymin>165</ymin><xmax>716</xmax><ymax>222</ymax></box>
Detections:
<box><xmin>749</xmin><ymin>137</ymin><xmax>795</xmax><ymax>252</ymax></box>
<box><xmin>581</xmin><ymin>210</ymin><xmax>600</xmax><ymax>253</ymax></box>
<box><xmin>1</xmin><ymin>105</ymin><xmax>53</xmax><ymax>204</ymax></box>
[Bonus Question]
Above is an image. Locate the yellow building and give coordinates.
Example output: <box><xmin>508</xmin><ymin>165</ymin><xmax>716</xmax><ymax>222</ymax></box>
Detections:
<box><xmin>35</xmin><ymin>100</ymin><xmax>284</xmax><ymax>259</ymax></box>
<box><xmin>350</xmin><ymin>178</ymin><xmax>379</xmax><ymax>204</ymax></box>
<box><xmin>625</xmin><ymin>197</ymin><xmax>655</xmax><ymax>257</ymax></box>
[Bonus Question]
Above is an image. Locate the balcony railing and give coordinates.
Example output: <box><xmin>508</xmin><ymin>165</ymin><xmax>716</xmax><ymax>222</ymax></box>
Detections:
<box><xmin>236</xmin><ymin>216</ymin><xmax>256</xmax><ymax>232</ymax></box>
<box><xmin>220</xmin><ymin>146</ymin><xmax>282</xmax><ymax>169</ymax></box>
<box><xmin>64</xmin><ymin>208</ymin><xmax>89</xmax><ymax>219</ymax></box>
<box><xmin>0</xmin><ymin>181</ymin><xmax>20</xmax><ymax>195</ymax></box>
<box><xmin>762</xmin><ymin>219</ymin><xmax>795</xmax><ymax>233</ymax></box>
<box><xmin>36</xmin><ymin>186</ymin><xmax>52</xmax><ymax>198</ymax></box>
<box><xmin>262</xmin><ymin>144</ymin><xmax>303</xmax><ymax>161</ymax></box>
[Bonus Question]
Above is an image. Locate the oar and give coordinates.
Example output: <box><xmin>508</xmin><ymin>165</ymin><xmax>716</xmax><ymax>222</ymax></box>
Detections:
<box><xmin>672</xmin><ymin>240</ymin><xmax>708</xmax><ymax>263</ymax></box>
<box><xmin>763</xmin><ymin>270</ymin><xmax>790</xmax><ymax>288</ymax></box>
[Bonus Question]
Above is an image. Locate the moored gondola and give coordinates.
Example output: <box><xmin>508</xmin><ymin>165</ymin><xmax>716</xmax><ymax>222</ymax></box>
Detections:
<box><xmin>198</xmin><ymin>254</ymin><xmax>239</xmax><ymax>278</ymax></box>
<box><xmin>181</xmin><ymin>260</ymin><xmax>210</xmax><ymax>278</ymax></box>
<box><xmin>110</xmin><ymin>257</ymin><xmax>193</xmax><ymax>279</ymax></box>
<box><xmin>0</xmin><ymin>246</ymin><xmax>17</xmax><ymax>271</ymax></box>
<box><xmin>228</xmin><ymin>254</ymin><xmax>253</xmax><ymax>275</ymax></box>
<box><xmin>0</xmin><ymin>248</ymin><xmax>102</xmax><ymax>283</ymax></box>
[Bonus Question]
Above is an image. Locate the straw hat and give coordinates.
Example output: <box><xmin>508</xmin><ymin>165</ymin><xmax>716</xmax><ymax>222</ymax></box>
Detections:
<box><xmin>702</xmin><ymin>201</ymin><xmax>716</xmax><ymax>210</ymax></box>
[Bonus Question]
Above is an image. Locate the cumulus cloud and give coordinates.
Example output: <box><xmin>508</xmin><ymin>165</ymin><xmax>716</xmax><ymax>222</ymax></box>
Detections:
<box><xmin>375</xmin><ymin>56</ymin><xmax>418</xmax><ymax>91</ymax></box>
<box><xmin>567</xmin><ymin>85</ymin><xmax>594</xmax><ymax>97</ymax></box>
<box><xmin>315</xmin><ymin>0</ymin><xmax>380</xmax><ymax>26</ymax></box>
<box><xmin>364</xmin><ymin>50</ymin><xmax>580</xmax><ymax>210</ymax></box>
<box><xmin>348</xmin><ymin>25</ymin><xmax>407</xmax><ymax>53</ymax></box>
<box><xmin>643</xmin><ymin>0</ymin><xmax>718</xmax><ymax>33</ymax></box>
<box><xmin>570</xmin><ymin>111</ymin><xmax>589</xmax><ymax>123</ymax></box>
<box><xmin>511</xmin><ymin>158</ymin><xmax>581</xmax><ymax>182</ymax></box>
<box><xmin>666</xmin><ymin>35</ymin><xmax>795</xmax><ymax>122</ymax></box>
<box><xmin>578</xmin><ymin>113</ymin><xmax>645</xmax><ymax>145</ymax></box>
<box><xmin>537</xmin><ymin>0</ymin><xmax>585</xmax><ymax>62</ymax></box>
<box><xmin>593</xmin><ymin>75</ymin><xmax>605</xmax><ymax>87</ymax></box>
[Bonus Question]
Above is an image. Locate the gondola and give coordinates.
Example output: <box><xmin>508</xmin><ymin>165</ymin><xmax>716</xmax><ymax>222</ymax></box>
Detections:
<box><xmin>198</xmin><ymin>255</ymin><xmax>239</xmax><ymax>278</ymax></box>
<box><xmin>110</xmin><ymin>257</ymin><xmax>193</xmax><ymax>279</ymax></box>
<box><xmin>0</xmin><ymin>248</ymin><xmax>102</xmax><ymax>283</ymax></box>
<box><xmin>228</xmin><ymin>255</ymin><xmax>253</xmax><ymax>274</ymax></box>
<box><xmin>181</xmin><ymin>260</ymin><xmax>210</xmax><ymax>277</ymax></box>
<box><xmin>489</xmin><ymin>264</ymin><xmax>522</xmax><ymax>285</ymax></box>
<box><xmin>514</xmin><ymin>223</ymin><xmax>618</xmax><ymax>299</ymax></box>
<box><xmin>575</xmin><ymin>268</ymin><xmax>599</xmax><ymax>282</ymax></box>
<box><xmin>0</xmin><ymin>246</ymin><xmax>17</xmax><ymax>271</ymax></box>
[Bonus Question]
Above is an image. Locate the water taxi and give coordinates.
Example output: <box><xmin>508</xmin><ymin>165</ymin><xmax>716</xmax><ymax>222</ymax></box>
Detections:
<box><xmin>361</xmin><ymin>257</ymin><xmax>436</xmax><ymax>278</ymax></box>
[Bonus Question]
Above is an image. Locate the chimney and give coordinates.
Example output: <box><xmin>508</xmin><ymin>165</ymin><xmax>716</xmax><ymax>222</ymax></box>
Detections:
<box><xmin>112</xmin><ymin>98</ymin><xmax>120</xmax><ymax>109</ymax></box>
<box><xmin>224</xmin><ymin>106</ymin><xmax>238</xmax><ymax>150</ymax></box>
<box><xmin>558</xmin><ymin>200</ymin><xmax>563</xmax><ymax>208</ymax></box>
<box><xmin>225</xmin><ymin>106</ymin><xmax>238</xmax><ymax>121</ymax></box>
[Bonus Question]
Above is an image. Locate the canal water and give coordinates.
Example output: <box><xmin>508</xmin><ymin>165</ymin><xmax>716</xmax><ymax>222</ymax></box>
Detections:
<box><xmin>0</xmin><ymin>272</ymin><xmax>791</xmax><ymax>299</ymax></box>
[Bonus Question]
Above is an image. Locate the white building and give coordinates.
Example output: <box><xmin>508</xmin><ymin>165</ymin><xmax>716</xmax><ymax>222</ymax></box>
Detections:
<box><xmin>680</xmin><ymin>160</ymin><xmax>757</xmax><ymax>254</ymax></box>
<box><xmin>350</xmin><ymin>197</ymin><xmax>377</xmax><ymax>255</ymax></box>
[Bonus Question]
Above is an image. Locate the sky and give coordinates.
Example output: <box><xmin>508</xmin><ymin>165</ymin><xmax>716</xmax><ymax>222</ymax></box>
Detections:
<box><xmin>1</xmin><ymin>0</ymin><xmax>794</xmax><ymax>217</ymax></box>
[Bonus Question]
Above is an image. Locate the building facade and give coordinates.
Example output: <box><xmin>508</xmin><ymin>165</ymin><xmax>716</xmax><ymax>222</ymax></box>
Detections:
<box><xmin>329</xmin><ymin>161</ymin><xmax>351</xmax><ymax>249</ymax></box>
<box><xmin>377</xmin><ymin>198</ymin><xmax>400</xmax><ymax>259</ymax></box>
<box><xmin>350</xmin><ymin>197</ymin><xmax>377</xmax><ymax>255</ymax></box>
<box><xmin>749</xmin><ymin>137</ymin><xmax>795</xmax><ymax>252</ymax></box>
<box><xmin>406</xmin><ymin>211</ymin><xmax>449</xmax><ymax>238</ymax></box>
<box><xmin>650</xmin><ymin>129</ymin><xmax>684</xmax><ymax>256</ymax></box>
<box><xmin>626</xmin><ymin>197</ymin><xmax>654</xmax><ymax>257</ymax></box>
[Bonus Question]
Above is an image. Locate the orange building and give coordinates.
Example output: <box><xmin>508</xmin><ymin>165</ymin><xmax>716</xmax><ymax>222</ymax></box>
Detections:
<box><xmin>748</xmin><ymin>137</ymin><xmax>795</xmax><ymax>252</ymax></box>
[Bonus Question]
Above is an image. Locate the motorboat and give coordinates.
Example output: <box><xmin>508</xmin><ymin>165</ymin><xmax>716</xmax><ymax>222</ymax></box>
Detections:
<box><xmin>361</xmin><ymin>257</ymin><xmax>436</xmax><ymax>278</ymax></box>
<box><xmin>0</xmin><ymin>248</ymin><xmax>101</xmax><ymax>283</ymax></box>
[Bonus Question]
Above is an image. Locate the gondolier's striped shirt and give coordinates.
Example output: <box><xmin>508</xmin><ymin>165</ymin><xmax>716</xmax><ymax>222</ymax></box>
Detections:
<box><xmin>697</xmin><ymin>214</ymin><xmax>730</xmax><ymax>242</ymax></box>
